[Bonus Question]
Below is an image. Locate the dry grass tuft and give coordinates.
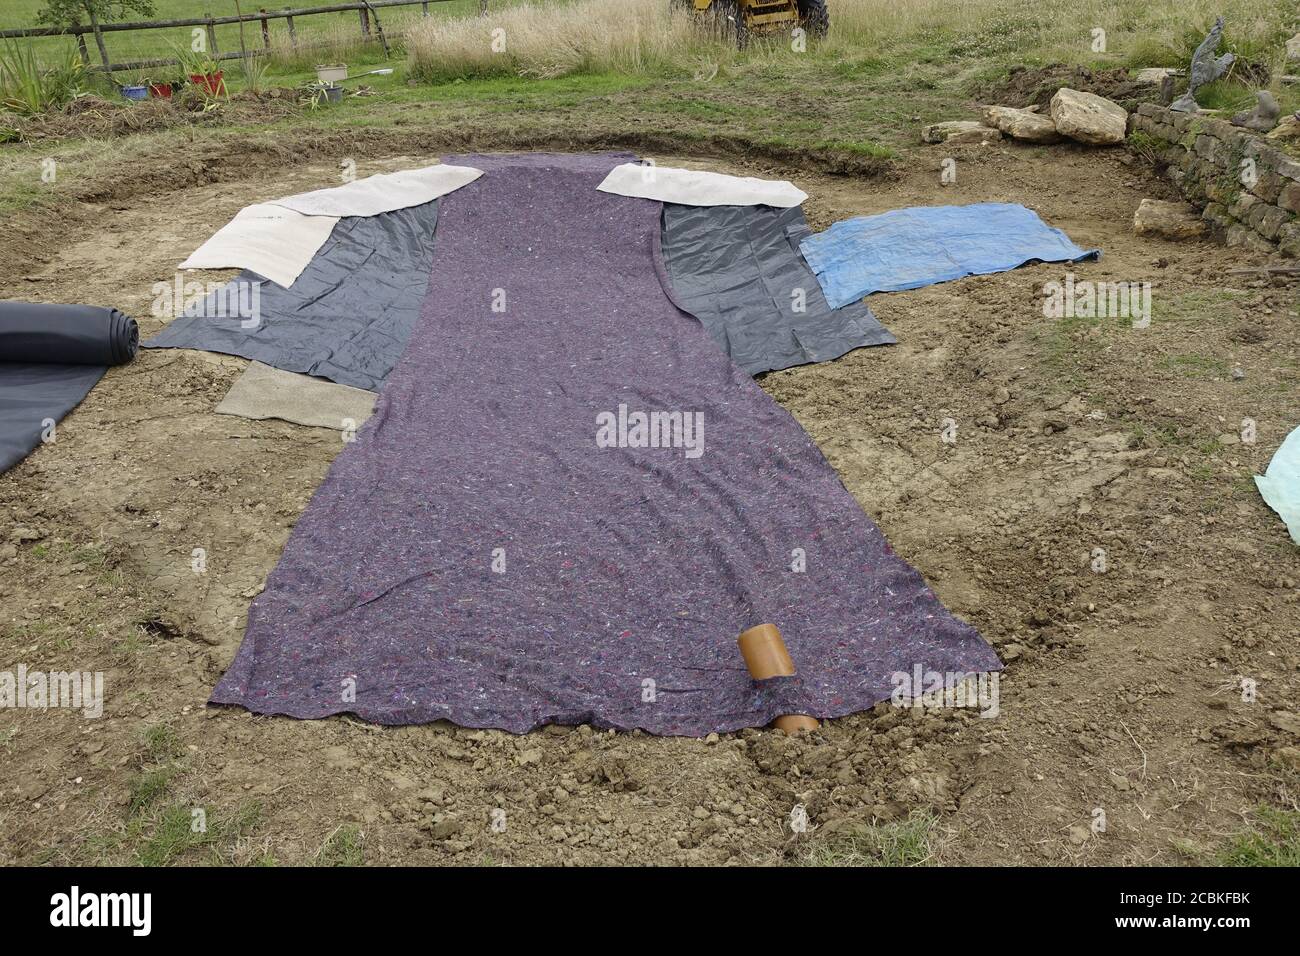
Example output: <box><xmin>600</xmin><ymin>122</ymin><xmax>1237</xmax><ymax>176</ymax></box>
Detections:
<box><xmin>407</xmin><ymin>0</ymin><xmax>736</xmax><ymax>82</ymax></box>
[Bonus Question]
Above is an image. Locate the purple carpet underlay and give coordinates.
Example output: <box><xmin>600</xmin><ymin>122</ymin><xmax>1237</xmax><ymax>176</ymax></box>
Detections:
<box><xmin>211</xmin><ymin>152</ymin><xmax>1001</xmax><ymax>735</ymax></box>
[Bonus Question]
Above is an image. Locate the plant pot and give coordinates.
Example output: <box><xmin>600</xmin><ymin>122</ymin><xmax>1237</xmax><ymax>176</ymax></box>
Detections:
<box><xmin>316</xmin><ymin>63</ymin><xmax>347</xmax><ymax>84</ymax></box>
<box><xmin>190</xmin><ymin>72</ymin><xmax>225</xmax><ymax>96</ymax></box>
<box><xmin>148</xmin><ymin>82</ymin><xmax>173</xmax><ymax>99</ymax></box>
<box><xmin>121</xmin><ymin>85</ymin><xmax>148</xmax><ymax>102</ymax></box>
<box><xmin>323</xmin><ymin>84</ymin><xmax>344</xmax><ymax>104</ymax></box>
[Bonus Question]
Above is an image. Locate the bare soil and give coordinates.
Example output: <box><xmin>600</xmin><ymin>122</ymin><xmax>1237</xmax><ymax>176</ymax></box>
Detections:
<box><xmin>974</xmin><ymin>63</ymin><xmax>1166</xmax><ymax>112</ymax></box>
<box><xmin>2</xmin><ymin>131</ymin><xmax>1299</xmax><ymax>866</ymax></box>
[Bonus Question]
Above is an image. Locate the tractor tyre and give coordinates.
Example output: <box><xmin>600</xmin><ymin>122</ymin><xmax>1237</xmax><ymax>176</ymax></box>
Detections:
<box><xmin>711</xmin><ymin>0</ymin><xmax>749</xmax><ymax>49</ymax></box>
<box><xmin>798</xmin><ymin>0</ymin><xmax>829</xmax><ymax>39</ymax></box>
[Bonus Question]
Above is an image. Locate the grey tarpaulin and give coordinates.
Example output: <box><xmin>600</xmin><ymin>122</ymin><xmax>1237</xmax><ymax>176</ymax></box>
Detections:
<box><xmin>142</xmin><ymin>201</ymin><xmax>439</xmax><ymax>391</ymax></box>
<box><xmin>0</xmin><ymin>301</ymin><xmax>138</xmax><ymax>474</ymax></box>
<box><xmin>659</xmin><ymin>204</ymin><xmax>895</xmax><ymax>375</ymax></box>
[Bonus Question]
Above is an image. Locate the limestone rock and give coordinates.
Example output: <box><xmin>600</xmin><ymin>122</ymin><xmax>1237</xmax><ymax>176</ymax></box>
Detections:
<box><xmin>1275</xmin><ymin>746</ymin><xmax>1300</xmax><ymax>772</ymax></box>
<box><xmin>1267</xmin><ymin>113</ymin><xmax>1300</xmax><ymax>142</ymax></box>
<box><xmin>1050</xmin><ymin>88</ymin><xmax>1128</xmax><ymax>145</ymax></box>
<box><xmin>1134</xmin><ymin>67</ymin><xmax>1176</xmax><ymax>84</ymax></box>
<box><xmin>921</xmin><ymin>120</ymin><xmax>1002</xmax><ymax>145</ymax></box>
<box><xmin>981</xmin><ymin>105</ymin><xmax>1061</xmax><ymax>142</ymax></box>
<box><xmin>1269</xmin><ymin>710</ymin><xmax>1300</xmax><ymax>736</ymax></box>
<box><xmin>1133</xmin><ymin>199</ymin><xmax>1208</xmax><ymax>240</ymax></box>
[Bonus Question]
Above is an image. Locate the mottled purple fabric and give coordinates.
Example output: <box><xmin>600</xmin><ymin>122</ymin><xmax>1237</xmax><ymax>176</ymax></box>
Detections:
<box><xmin>211</xmin><ymin>152</ymin><xmax>1001</xmax><ymax>735</ymax></box>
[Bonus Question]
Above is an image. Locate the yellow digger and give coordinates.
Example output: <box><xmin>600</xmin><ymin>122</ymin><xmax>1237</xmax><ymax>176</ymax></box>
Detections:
<box><xmin>679</xmin><ymin>1</ymin><xmax>830</xmax><ymax>47</ymax></box>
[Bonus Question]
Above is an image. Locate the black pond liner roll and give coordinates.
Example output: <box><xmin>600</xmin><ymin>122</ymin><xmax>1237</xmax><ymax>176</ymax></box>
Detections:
<box><xmin>0</xmin><ymin>302</ymin><xmax>139</xmax><ymax>475</ymax></box>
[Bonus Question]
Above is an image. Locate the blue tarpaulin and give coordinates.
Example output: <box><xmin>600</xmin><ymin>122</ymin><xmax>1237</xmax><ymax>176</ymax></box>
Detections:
<box><xmin>799</xmin><ymin>202</ymin><xmax>1101</xmax><ymax>309</ymax></box>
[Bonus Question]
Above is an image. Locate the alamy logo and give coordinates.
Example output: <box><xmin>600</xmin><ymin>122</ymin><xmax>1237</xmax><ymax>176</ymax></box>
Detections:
<box><xmin>1042</xmin><ymin>272</ymin><xmax>1151</xmax><ymax>329</ymax></box>
<box><xmin>1</xmin><ymin>665</ymin><xmax>103</xmax><ymax>718</ymax></box>
<box><xmin>890</xmin><ymin>665</ymin><xmax>1000</xmax><ymax>718</ymax></box>
<box><xmin>151</xmin><ymin>274</ymin><xmax>262</xmax><ymax>329</ymax></box>
<box><xmin>50</xmin><ymin>886</ymin><xmax>151</xmax><ymax>936</ymax></box>
<box><xmin>595</xmin><ymin>404</ymin><xmax>704</xmax><ymax>459</ymax></box>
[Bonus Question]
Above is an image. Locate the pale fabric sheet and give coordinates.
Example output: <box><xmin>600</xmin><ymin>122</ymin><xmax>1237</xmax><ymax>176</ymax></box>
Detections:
<box><xmin>596</xmin><ymin>163</ymin><xmax>807</xmax><ymax>208</ymax></box>
<box><xmin>179</xmin><ymin>165</ymin><xmax>482</xmax><ymax>288</ymax></box>
<box><xmin>215</xmin><ymin>361</ymin><xmax>376</xmax><ymax>431</ymax></box>
<box><xmin>179</xmin><ymin>204</ymin><xmax>340</xmax><ymax>289</ymax></box>
<box><xmin>269</xmin><ymin>164</ymin><xmax>484</xmax><ymax>218</ymax></box>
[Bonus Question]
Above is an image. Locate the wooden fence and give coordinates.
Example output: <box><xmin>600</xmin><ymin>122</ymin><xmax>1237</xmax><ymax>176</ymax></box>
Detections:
<box><xmin>0</xmin><ymin>0</ymin><xmax>492</xmax><ymax>73</ymax></box>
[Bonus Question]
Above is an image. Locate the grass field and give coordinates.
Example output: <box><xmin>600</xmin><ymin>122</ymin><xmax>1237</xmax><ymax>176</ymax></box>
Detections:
<box><xmin>2</xmin><ymin>0</ymin><xmax>1296</xmax><ymax>107</ymax></box>
<box><xmin>1</xmin><ymin>0</ymin><xmax>520</xmax><ymax>80</ymax></box>
<box><xmin>0</xmin><ymin>0</ymin><xmax>1294</xmax><ymax>211</ymax></box>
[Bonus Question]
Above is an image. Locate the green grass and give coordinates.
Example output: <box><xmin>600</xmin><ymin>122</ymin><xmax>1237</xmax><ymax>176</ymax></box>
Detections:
<box><xmin>1155</xmin><ymin>289</ymin><xmax>1248</xmax><ymax>327</ymax></box>
<box><xmin>127</xmin><ymin>765</ymin><xmax>178</xmax><ymax>816</ymax></box>
<box><xmin>140</xmin><ymin>722</ymin><xmax>184</xmax><ymax>763</ymax></box>
<box><xmin>134</xmin><ymin>801</ymin><xmax>262</xmax><ymax>866</ymax></box>
<box><xmin>72</xmin><ymin>718</ymin><xmax>267</xmax><ymax>865</ymax></box>
<box><xmin>801</xmin><ymin>811</ymin><xmax>938</xmax><ymax>866</ymax></box>
<box><xmin>81</xmin><ymin>795</ymin><xmax>263</xmax><ymax>866</ymax></box>
<box><xmin>1</xmin><ymin>0</ymin><xmax>502</xmax><ymax>62</ymax></box>
<box><xmin>1159</xmin><ymin>352</ymin><xmax>1230</xmax><ymax>380</ymax></box>
<box><xmin>315</xmin><ymin>824</ymin><xmax>365</xmax><ymax>866</ymax></box>
<box><xmin>1196</xmin><ymin>78</ymin><xmax>1262</xmax><ymax>114</ymax></box>
<box><xmin>1214</xmin><ymin>808</ymin><xmax>1300</xmax><ymax>866</ymax></box>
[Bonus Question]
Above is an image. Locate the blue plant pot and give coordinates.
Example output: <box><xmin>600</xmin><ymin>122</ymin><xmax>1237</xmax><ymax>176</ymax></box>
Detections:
<box><xmin>121</xmin><ymin>85</ymin><xmax>149</xmax><ymax>102</ymax></box>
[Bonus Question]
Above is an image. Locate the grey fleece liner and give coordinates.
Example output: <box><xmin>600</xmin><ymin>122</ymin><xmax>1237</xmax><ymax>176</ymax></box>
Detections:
<box><xmin>208</xmin><ymin>151</ymin><xmax>1000</xmax><ymax>736</ymax></box>
<box><xmin>142</xmin><ymin>201</ymin><xmax>439</xmax><ymax>392</ymax></box>
<box><xmin>660</xmin><ymin>203</ymin><xmax>895</xmax><ymax>376</ymax></box>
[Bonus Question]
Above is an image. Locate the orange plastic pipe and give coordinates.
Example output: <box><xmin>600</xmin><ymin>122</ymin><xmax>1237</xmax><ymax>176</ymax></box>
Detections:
<box><xmin>737</xmin><ymin>623</ymin><xmax>819</xmax><ymax>734</ymax></box>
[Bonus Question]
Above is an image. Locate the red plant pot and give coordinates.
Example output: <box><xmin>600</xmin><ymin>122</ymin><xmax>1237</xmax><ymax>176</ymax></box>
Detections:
<box><xmin>148</xmin><ymin>82</ymin><xmax>173</xmax><ymax>99</ymax></box>
<box><xmin>190</xmin><ymin>72</ymin><xmax>225</xmax><ymax>96</ymax></box>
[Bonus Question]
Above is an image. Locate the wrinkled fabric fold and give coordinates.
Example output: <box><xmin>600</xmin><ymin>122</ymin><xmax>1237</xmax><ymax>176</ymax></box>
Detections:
<box><xmin>143</xmin><ymin>202</ymin><xmax>439</xmax><ymax>391</ymax></box>
<box><xmin>660</xmin><ymin>203</ymin><xmax>895</xmax><ymax>374</ymax></box>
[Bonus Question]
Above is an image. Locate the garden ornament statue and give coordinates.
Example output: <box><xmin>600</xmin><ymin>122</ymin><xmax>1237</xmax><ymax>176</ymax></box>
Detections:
<box><xmin>1231</xmin><ymin>90</ymin><xmax>1281</xmax><ymax>133</ymax></box>
<box><xmin>1170</xmin><ymin>16</ymin><xmax>1235</xmax><ymax>113</ymax></box>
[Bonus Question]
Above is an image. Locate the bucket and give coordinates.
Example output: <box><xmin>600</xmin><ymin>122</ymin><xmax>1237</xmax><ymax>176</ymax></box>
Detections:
<box><xmin>121</xmin><ymin>85</ymin><xmax>148</xmax><ymax>102</ymax></box>
<box><xmin>148</xmin><ymin>82</ymin><xmax>173</xmax><ymax>99</ymax></box>
<box><xmin>190</xmin><ymin>72</ymin><xmax>225</xmax><ymax>96</ymax></box>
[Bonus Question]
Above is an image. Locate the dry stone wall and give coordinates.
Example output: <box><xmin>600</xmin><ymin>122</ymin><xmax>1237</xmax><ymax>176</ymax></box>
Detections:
<box><xmin>1129</xmin><ymin>102</ymin><xmax>1300</xmax><ymax>257</ymax></box>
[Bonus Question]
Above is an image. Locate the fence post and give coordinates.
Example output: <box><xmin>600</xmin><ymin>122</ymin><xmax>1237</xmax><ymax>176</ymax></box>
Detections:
<box><xmin>85</xmin><ymin>5</ymin><xmax>112</xmax><ymax>70</ymax></box>
<box><xmin>286</xmin><ymin>13</ymin><xmax>296</xmax><ymax>47</ymax></box>
<box><xmin>421</xmin><ymin>1</ymin><xmax>429</xmax><ymax>15</ymax></box>
<box><xmin>364</xmin><ymin>3</ymin><xmax>390</xmax><ymax>57</ymax></box>
<box><xmin>359</xmin><ymin>8</ymin><xmax>371</xmax><ymax>37</ymax></box>
<box><xmin>480</xmin><ymin>0</ymin><xmax>488</xmax><ymax>15</ymax></box>
<box><xmin>76</xmin><ymin>33</ymin><xmax>90</xmax><ymax>66</ymax></box>
<box><xmin>259</xmin><ymin>9</ymin><xmax>271</xmax><ymax>49</ymax></box>
<box><xmin>204</xmin><ymin>14</ymin><xmax>219</xmax><ymax>55</ymax></box>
